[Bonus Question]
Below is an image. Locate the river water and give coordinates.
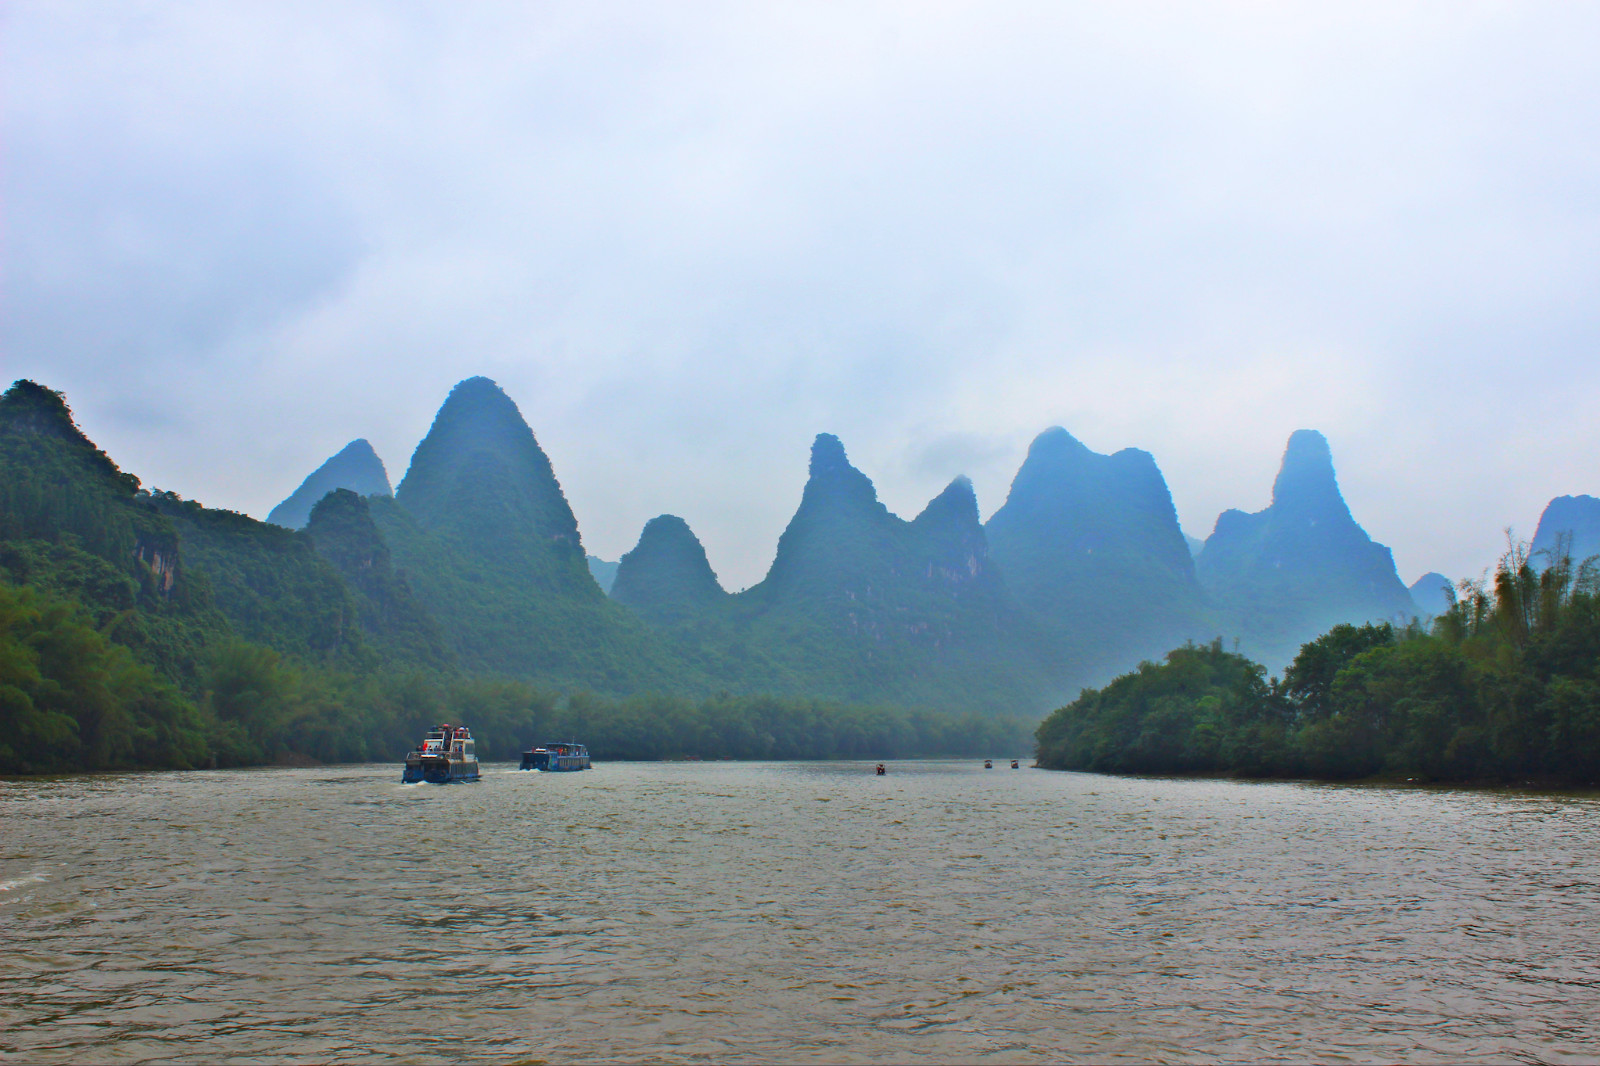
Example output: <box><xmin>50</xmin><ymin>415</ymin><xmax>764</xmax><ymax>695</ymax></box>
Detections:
<box><xmin>3</xmin><ymin>761</ymin><xmax>1598</xmax><ymax>1063</ymax></box>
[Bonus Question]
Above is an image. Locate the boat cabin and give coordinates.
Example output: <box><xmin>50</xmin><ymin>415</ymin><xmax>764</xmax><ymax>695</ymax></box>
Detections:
<box><xmin>519</xmin><ymin>741</ymin><xmax>591</xmax><ymax>772</ymax></box>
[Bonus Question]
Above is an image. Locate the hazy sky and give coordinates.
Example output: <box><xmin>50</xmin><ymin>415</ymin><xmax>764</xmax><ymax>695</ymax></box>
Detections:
<box><xmin>6</xmin><ymin>3</ymin><xmax>1599</xmax><ymax>590</ymax></box>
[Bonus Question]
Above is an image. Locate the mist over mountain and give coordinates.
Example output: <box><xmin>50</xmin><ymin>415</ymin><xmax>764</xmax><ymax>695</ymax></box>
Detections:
<box><xmin>610</xmin><ymin>515</ymin><xmax>726</xmax><ymax>625</ymax></box>
<box><xmin>985</xmin><ymin>427</ymin><xmax>1206</xmax><ymax>697</ymax></box>
<box><xmin>267</xmin><ymin>439</ymin><xmax>391</xmax><ymax>530</ymax></box>
<box><xmin>5</xmin><ymin>374</ymin><xmax>1508</xmax><ymax>731</ymax></box>
<box><xmin>732</xmin><ymin>434</ymin><xmax>1041</xmax><ymax>710</ymax></box>
<box><xmin>1410</xmin><ymin>572</ymin><xmax>1455</xmax><ymax>618</ymax></box>
<box><xmin>1531</xmin><ymin>495</ymin><xmax>1600</xmax><ymax>571</ymax></box>
<box><xmin>1197</xmin><ymin>430</ymin><xmax>1416</xmax><ymax>667</ymax></box>
<box><xmin>587</xmin><ymin>555</ymin><xmax>619</xmax><ymax>594</ymax></box>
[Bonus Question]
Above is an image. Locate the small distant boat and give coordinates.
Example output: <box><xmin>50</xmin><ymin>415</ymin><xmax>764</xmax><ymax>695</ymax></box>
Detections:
<box><xmin>519</xmin><ymin>742</ymin><xmax>591</xmax><ymax>772</ymax></box>
<box><xmin>1010</xmin><ymin>759</ymin><xmax>1020</xmax><ymax>769</ymax></box>
<box><xmin>403</xmin><ymin>724</ymin><xmax>480</xmax><ymax>784</ymax></box>
<box><xmin>983</xmin><ymin>758</ymin><xmax>993</xmax><ymax>769</ymax></box>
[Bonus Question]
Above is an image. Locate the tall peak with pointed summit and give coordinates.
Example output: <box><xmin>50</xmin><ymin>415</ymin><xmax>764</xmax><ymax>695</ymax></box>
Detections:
<box><xmin>1197</xmin><ymin>429</ymin><xmax>1414</xmax><ymax>667</ymax></box>
<box><xmin>367</xmin><ymin>377</ymin><xmax>671</xmax><ymax>685</ymax></box>
<box><xmin>394</xmin><ymin>376</ymin><xmax>590</xmax><ymax>592</ymax></box>
<box><xmin>758</xmin><ymin>433</ymin><xmax>891</xmax><ymax>598</ymax></box>
<box><xmin>268</xmin><ymin>439</ymin><xmax>392</xmax><ymax>530</ymax></box>
<box><xmin>1270</xmin><ymin>429</ymin><xmax>1349</xmax><ymax>518</ymax></box>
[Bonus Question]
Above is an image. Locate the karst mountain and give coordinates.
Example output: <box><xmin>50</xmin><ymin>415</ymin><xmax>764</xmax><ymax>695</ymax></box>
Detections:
<box><xmin>1196</xmin><ymin>429</ymin><xmax>1416</xmax><ymax>667</ymax></box>
<box><xmin>267</xmin><ymin>439</ymin><xmax>391</xmax><ymax>529</ymax></box>
<box><xmin>8</xmin><ymin>373</ymin><xmax>1498</xmax><ymax>724</ymax></box>
<box><xmin>984</xmin><ymin>427</ymin><xmax>1207</xmax><ymax>698</ymax></box>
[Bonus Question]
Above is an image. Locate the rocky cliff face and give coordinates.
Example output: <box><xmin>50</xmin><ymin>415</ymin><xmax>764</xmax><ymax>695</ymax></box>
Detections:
<box><xmin>1531</xmin><ymin>495</ymin><xmax>1600</xmax><ymax>571</ymax></box>
<box><xmin>1197</xmin><ymin>430</ymin><xmax>1415</xmax><ymax>668</ymax></box>
<box><xmin>267</xmin><ymin>439</ymin><xmax>392</xmax><ymax>530</ymax></box>
<box><xmin>0</xmin><ymin>379</ymin><xmax>189</xmax><ymax>607</ymax></box>
<box><xmin>984</xmin><ymin>427</ymin><xmax>1205</xmax><ymax>695</ymax></box>
<box><xmin>610</xmin><ymin>515</ymin><xmax>726</xmax><ymax>625</ymax></box>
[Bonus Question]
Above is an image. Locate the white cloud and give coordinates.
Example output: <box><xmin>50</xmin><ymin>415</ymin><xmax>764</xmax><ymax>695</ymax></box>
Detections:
<box><xmin>5</xmin><ymin>1</ymin><xmax>1599</xmax><ymax>587</ymax></box>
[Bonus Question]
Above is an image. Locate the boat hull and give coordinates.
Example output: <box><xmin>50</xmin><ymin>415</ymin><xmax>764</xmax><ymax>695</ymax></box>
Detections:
<box><xmin>402</xmin><ymin>756</ymin><xmax>480</xmax><ymax>784</ymax></box>
<box><xmin>519</xmin><ymin>751</ymin><xmax>591</xmax><ymax>771</ymax></box>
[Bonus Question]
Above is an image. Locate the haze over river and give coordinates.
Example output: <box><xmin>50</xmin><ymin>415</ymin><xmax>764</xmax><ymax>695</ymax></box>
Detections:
<box><xmin>3</xmin><ymin>761</ymin><xmax>1598</xmax><ymax>1063</ymax></box>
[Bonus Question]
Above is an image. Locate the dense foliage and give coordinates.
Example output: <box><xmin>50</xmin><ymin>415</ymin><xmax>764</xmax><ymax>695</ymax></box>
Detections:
<box><xmin>1036</xmin><ymin>539</ymin><xmax>1600</xmax><ymax>785</ymax></box>
<box><xmin>0</xmin><ymin>581</ymin><xmax>209</xmax><ymax>773</ymax></box>
<box><xmin>0</xmin><ymin>380</ymin><xmax>1032</xmax><ymax>772</ymax></box>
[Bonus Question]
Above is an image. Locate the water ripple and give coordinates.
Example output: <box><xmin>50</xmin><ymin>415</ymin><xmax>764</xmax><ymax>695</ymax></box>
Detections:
<box><xmin>3</xmin><ymin>764</ymin><xmax>1599</xmax><ymax>1062</ymax></box>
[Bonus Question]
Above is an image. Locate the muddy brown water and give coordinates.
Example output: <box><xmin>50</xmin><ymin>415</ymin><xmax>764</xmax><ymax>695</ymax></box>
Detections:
<box><xmin>3</xmin><ymin>761</ymin><xmax>1598</xmax><ymax>1063</ymax></box>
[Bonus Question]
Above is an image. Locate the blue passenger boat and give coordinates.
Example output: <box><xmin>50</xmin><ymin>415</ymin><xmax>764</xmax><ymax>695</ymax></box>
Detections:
<box><xmin>402</xmin><ymin>724</ymin><xmax>481</xmax><ymax>783</ymax></box>
<box><xmin>519</xmin><ymin>742</ymin><xmax>590</xmax><ymax>772</ymax></box>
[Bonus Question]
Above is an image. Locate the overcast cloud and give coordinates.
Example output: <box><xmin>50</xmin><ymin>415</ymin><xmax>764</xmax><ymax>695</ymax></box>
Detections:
<box><xmin>5</xmin><ymin>2</ymin><xmax>1599</xmax><ymax>589</ymax></box>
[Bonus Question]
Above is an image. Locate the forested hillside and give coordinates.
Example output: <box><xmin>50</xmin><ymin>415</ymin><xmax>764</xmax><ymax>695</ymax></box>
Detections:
<box><xmin>1036</xmin><ymin>540</ymin><xmax>1600</xmax><ymax>785</ymax></box>
<box><xmin>0</xmin><ymin>380</ymin><xmax>1032</xmax><ymax>772</ymax></box>
<box><xmin>17</xmin><ymin>373</ymin><xmax>1593</xmax><ymax>780</ymax></box>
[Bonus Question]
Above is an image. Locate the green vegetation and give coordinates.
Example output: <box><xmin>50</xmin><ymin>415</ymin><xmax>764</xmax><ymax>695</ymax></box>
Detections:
<box><xmin>0</xmin><ymin>380</ymin><xmax>1031</xmax><ymax>773</ymax></box>
<box><xmin>0</xmin><ymin>581</ymin><xmax>209</xmax><ymax>773</ymax></box>
<box><xmin>1036</xmin><ymin>539</ymin><xmax>1600</xmax><ymax>785</ymax></box>
<box><xmin>21</xmin><ymin>371</ymin><xmax>1594</xmax><ymax>785</ymax></box>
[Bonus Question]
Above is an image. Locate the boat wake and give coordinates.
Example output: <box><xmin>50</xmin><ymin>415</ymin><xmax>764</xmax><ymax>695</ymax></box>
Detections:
<box><xmin>0</xmin><ymin>866</ymin><xmax>51</xmax><ymax>900</ymax></box>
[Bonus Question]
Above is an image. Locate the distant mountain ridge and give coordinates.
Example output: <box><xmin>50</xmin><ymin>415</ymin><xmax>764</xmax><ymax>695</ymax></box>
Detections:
<box><xmin>1410</xmin><ymin>572</ymin><xmax>1454</xmax><ymax>618</ymax></box>
<box><xmin>587</xmin><ymin>555</ymin><xmax>619</xmax><ymax>593</ymax></box>
<box><xmin>728</xmin><ymin>434</ymin><xmax>1042</xmax><ymax>710</ymax></box>
<box><xmin>267</xmin><ymin>439</ymin><xmax>391</xmax><ymax>529</ymax></box>
<box><xmin>8</xmin><ymin>374</ymin><xmax>1492</xmax><ymax>722</ymax></box>
<box><xmin>985</xmin><ymin>427</ymin><xmax>1206</xmax><ymax>699</ymax></box>
<box><xmin>1531</xmin><ymin>495</ymin><xmax>1600</xmax><ymax>571</ymax></box>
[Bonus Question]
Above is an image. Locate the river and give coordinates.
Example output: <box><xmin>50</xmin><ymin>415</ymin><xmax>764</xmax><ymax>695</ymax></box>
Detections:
<box><xmin>3</xmin><ymin>760</ymin><xmax>1597</xmax><ymax>1063</ymax></box>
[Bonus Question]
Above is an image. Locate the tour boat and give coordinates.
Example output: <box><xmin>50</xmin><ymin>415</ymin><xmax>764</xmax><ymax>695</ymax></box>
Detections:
<box><xmin>519</xmin><ymin>742</ymin><xmax>591</xmax><ymax>772</ymax></box>
<box><xmin>402</xmin><ymin>724</ymin><xmax>480</xmax><ymax>783</ymax></box>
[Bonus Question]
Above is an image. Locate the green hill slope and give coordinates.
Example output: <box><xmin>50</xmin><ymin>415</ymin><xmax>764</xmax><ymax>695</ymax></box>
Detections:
<box><xmin>375</xmin><ymin>377</ymin><xmax>694</xmax><ymax>691</ymax></box>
